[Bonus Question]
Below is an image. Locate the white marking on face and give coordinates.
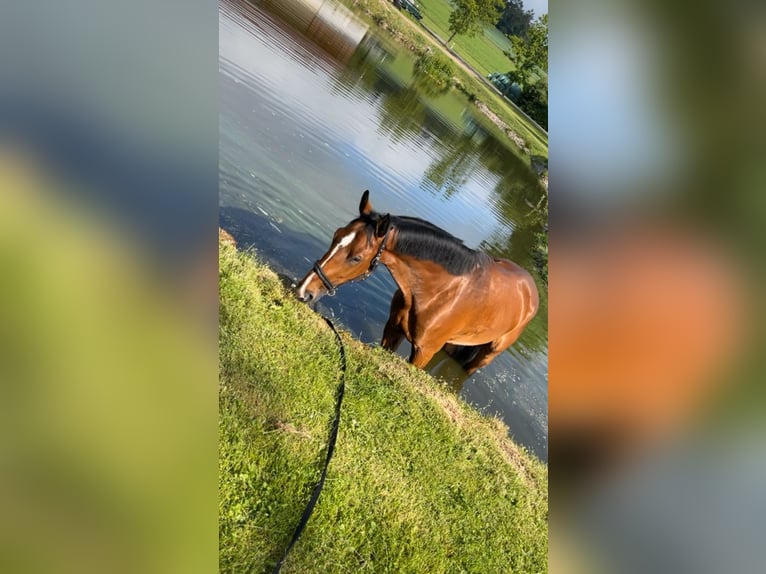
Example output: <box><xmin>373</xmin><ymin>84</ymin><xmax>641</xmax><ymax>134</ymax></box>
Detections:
<box><xmin>318</xmin><ymin>231</ymin><xmax>356</xmax><ymax>267</ymax></box>
<box><xmin>296</xmin><ymin>231</ymin><xmax>356</xmax><ymax>299</ymax></box>
<box><xmin>296</xmin><ymin>271</ymin><xmax>315</xmax><ymax>299</ymax></box>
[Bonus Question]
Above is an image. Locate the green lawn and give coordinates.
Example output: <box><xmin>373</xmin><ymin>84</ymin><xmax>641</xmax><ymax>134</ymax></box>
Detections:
<box><xmin>417</xmin><ymin>0</ymin><xmax>514</xmax><ymax>77</ymax></box>
<box><xmin>485</xmin><ymin>24</ymin><xmax>515</xmax><ymax>55</ymax></box>
<box><xmin>219</xmin><ymin>241</ymin><xmax>548</xmax><ymax>573</ymax></box>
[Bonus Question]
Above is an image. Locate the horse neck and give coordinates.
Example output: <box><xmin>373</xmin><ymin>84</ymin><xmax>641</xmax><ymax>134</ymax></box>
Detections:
<box><xmin>379</xmin><ymin>247</ymin><xmax>448</xmax><ymax>301</ymax></box>
<box><xmin>380</xmin><ymin>250</ymin><xmax>412</xmax><ymax>291</ymax></box>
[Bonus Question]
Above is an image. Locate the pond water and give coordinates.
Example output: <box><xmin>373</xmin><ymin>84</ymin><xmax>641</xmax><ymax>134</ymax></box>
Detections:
<box><xmin>219</xmin><ymin>0</ymin><xmax>548</xmax><ymax>461</ymax></box>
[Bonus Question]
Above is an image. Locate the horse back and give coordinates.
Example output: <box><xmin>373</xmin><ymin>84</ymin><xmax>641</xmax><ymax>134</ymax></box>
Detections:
<box><xmin>440</xmin><ymin>257</ymin><xmax>538</xmax><ymax>346</ymax></box>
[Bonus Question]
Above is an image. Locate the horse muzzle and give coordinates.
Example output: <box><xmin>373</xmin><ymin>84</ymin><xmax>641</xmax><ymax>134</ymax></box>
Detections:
<box><xmin>295</xmin><ymin>276</ymin><xmax>330</xmax><ymax>304</ymax></box>
<box><xmin>296</xmin><ymin>288</ymin><xmax>317</xmax><ymax>303</ymax></box>
<box><xmin>295</xmin><ymin>261</ymin><xmax>337</xmax><ymax>303</ymax></box>
<box><xmin>295</xmin><ymin>280</ymin><xmax>317</xmax><ymax>302</ymax></box>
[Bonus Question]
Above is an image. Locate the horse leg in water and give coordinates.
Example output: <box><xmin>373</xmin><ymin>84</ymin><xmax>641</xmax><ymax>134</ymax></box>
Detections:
<box><xmin>381</xmin><ymin>289</ymin><xmax>406</xmax><ymax>352</ymax></box>
<box><xmin>381</xmin><ymin>290</ymin><xmax>443</xmax><ymax>366</ymax></box>
<box><xmin>409</xmin><ymin>341</ymin><xmax>445</xmax><ymax>369</ymax></box>
<box><xmin>463</xmin><ymin>328</ymin><xmax>523</xmax><ymax>375</ymax></box>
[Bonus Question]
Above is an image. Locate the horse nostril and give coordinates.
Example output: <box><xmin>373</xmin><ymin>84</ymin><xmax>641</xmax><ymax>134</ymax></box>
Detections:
<box><xmin>297</xmin><ymin>291</ymin><xmax>313</xmax><ymax>303</ymax></box>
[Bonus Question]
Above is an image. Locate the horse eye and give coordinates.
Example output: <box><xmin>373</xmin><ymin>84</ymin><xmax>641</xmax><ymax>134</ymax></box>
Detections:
<box><xmin>349</xmin><ymin>255</ymin><xmax>363</xmax><ymax>263</ymax></box>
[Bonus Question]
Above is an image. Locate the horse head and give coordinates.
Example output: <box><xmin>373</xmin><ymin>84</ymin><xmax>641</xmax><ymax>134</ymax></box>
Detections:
<box><xmin>296</xmin><ymin>190</ymin><xmax>391</xmax><ymax>302</ymax></box>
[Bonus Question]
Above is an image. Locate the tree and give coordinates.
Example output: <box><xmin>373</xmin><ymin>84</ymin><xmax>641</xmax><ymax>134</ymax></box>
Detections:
<box><xmin>517</xmin><ymin>76</ymin><xmax>547</xmax><ymax>129</ymax></box>
<box><xmin>504</xmin><ymin>14</ymin><xmax>547</xmax><ymax>128</ymax></box>
<box><xmin>505</xmin><ymin>13</ymin><xmax>547</xmax><ymax>87</ymax></box>
<box><xmin>495</xmin><ymin>0</ymin><xmax>533</xmax><ymax>38</ymax></box>
<box><xmin>447</xmin><ymin>0</ymin><xmax>504</xmax><ymax>44</ymax></box>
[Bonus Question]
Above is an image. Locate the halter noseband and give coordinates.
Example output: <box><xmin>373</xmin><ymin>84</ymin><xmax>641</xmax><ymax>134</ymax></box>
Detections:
<box><xmin>312</xmin><ymin>259</ymin><xmax>337</xmax><ymax>296</ymax></box>
<box><xmin>312</xmin><ymin>220</ymin><xmax>393</xmax><ymax>297</ymax></box>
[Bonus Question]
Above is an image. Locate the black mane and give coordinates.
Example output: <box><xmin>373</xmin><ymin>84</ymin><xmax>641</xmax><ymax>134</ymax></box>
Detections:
<box><xmin>389</xmin><ymin>215</ymin><xmax>490</xmax><ymax>275</ymax></box>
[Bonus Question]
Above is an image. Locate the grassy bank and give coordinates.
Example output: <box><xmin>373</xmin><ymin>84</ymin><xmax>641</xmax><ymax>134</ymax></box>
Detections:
<box><xmin>341</xmin><ymin>0</ymin><xmax>548</xmax><ymax>163</ymax></box>
<box><xmin>219</xmin><ymin>240</ymin><xmax>548</xmax><ymax>573</ymax></box>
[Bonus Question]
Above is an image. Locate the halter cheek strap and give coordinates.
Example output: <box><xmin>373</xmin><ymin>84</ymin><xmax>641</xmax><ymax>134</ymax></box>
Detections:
<box><xmin>312</xmin><ymin>220</ymin><xmax>393</xmax><ymax>297</ymax></box>
<box><xmin>366</xmin><ymin>223</ymin><xmax>392</xmax><ymax>276</ymax></box>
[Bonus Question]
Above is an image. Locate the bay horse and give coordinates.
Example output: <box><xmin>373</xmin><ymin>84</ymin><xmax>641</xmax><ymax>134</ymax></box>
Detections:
<box><xmin>296</xmin><ymin>191</ymin><xmax>539</xmax><ymax>375</ymax></box>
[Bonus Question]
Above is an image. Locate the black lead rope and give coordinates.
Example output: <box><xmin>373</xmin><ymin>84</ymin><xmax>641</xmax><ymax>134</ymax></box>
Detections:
<box><xmin>265</xmin><ymin>224</ymin><xmax>391</xmax><ymax>573</ymax></box>
<box><xmin>267</xmin><ymin>315</ymin><xmax>346</xmax><ymax>574</ymax></box>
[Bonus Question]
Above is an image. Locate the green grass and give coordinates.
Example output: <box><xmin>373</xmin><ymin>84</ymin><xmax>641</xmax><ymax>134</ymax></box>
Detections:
<box><xmin>219</xmin><ymin>241</ymin><xmax>548</xmax><ymax>573</ymax></box>
<box><xmin>417</xmin><ymin>0</ymin><xmax>513</xmax><ymax>77</ymax></box>
<box><xmin>485</xmin><ymin>25</ymin><xmax>515</xmax><ymax>54</ymax></box>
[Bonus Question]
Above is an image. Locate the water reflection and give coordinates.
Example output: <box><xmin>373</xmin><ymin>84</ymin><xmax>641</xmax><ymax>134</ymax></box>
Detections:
<box><xmin>378</xmin><ymin>86</ymin><xmax>429</xmax><ymax>143</ymax></box>
<box><xmin>258</xmin><ymin>0</ymin><xmax>368</xmax><ymax>62</ymax></box>
<box><xmin>422</xmin><ymin>134</ymin><xmax>477</xmax><ymax>199</ymax></box>
<box><xmin>411</xmin><ymin>54</ymin><xmax>453</xmax><ymax>97</ymax></box>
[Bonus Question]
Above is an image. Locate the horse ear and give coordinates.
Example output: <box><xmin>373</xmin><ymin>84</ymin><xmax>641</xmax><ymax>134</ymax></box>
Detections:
<box><xmin>375</xmin><ymin>214</ymin><xmax>391</xmax><ymax>238</ymax></box>
<box><xmin>359</xmin><ymin>190</ymin><xmax>373</xmax><ymax>216</ymax></box>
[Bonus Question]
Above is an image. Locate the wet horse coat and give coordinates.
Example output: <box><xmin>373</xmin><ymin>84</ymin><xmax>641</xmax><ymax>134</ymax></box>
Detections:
<box><xmin>296</xmin><ymin>191</ymin><xmax>539</xmax><ymax>374</ymax></box>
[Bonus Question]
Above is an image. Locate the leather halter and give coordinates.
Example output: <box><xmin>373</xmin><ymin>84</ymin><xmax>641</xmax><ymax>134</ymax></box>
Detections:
<box><xmin>312</xmin><ymin>221</ymin><xmax>393</xmax><ymax>297</ymax></box>
<box><xmin>312</xmin><ymin>260</ymin><xmax>337</xmax><ymax>296</ymax></box>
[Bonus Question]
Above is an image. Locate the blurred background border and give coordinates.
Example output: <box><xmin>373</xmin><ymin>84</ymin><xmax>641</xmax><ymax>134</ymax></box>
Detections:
<box><xmin>0</xmin><ymin>1</ymin><xmax>219</xmax><ymax>572</ymax></box>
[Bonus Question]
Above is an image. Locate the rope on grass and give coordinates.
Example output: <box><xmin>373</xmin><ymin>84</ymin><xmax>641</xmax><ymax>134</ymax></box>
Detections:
<box><xmin>265</xmin><ymin>315</ymin><xmax>347</xmax><ymax>574</ymax></box>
